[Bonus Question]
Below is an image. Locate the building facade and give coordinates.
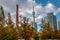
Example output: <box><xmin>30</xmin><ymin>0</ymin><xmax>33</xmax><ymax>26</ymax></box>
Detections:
<box><xmin>58</xmin><ymin>20</ymin><xmax>60</xmax><ymax>30</ymax></box>
<box><xmin>44</xmin><ymin>13</ymin><xmax>57</xmax><ymax>30</ymax></box>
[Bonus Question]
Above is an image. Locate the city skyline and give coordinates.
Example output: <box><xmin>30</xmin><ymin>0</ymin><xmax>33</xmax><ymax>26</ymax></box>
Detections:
<box><xmin>0</xmin><ymin>0</ymin><xmax>60</xmax><ymax>40</ymax></box>
<box><xmin>0</xmin><ymin>0</ymin><xmax>60</xmax><ymax>31</ymax></box>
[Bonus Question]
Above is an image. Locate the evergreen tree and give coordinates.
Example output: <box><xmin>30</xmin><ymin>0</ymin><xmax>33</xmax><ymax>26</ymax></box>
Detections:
<box><xmin>39</xmin><ymin>23</ymin><xmax>52</xmax><ymax>39</ymax></box>
<box><xmin>20</xmin><ymin>17</ymin><xmax>36</xmax><ymax>40</ymax></box>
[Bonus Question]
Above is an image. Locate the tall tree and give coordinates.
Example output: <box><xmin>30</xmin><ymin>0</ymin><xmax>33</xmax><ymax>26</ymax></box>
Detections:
<box><xmin>4</xmin><ymin>27</ymin><xmax>18</xmax><ymax>40</ymax></box>
<box><xmin>20</xmin><ymin>17</ymin><xmax>36</xmax><ymax>40</ymax></box>
<box><xmin>39</xmin><ymin>23</ymin><xmax>52</xmax><ymax>39</ymax></box>
<box><xmin>0</xmin><ymin>25</ymin><xmax>6</xmax><ymax>40</ymax></box>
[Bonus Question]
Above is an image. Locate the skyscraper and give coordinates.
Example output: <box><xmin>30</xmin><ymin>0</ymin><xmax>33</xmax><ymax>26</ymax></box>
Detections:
<box><xmin>44</xmin><ymin>13</ymin><xmax>57</xmax><ymax>30</ymax></box>
<box><xmin>58</xmin><ymin>20</ymin><xmax>60</xmax><ymax>30</ymax></box>
<box><xmin>40</xmin><ymin>18</ymin><xmax>44</xmax><ymax>30</ymax></box>
<box><xmin>0</xmin><ymin>6</ymin><xmax>5</xmax><ymax>25</ymax></box>
<box><xmin>7</xmin><ymin>13</ymin><xmax>13</xmax><ymax>28</ymax></box>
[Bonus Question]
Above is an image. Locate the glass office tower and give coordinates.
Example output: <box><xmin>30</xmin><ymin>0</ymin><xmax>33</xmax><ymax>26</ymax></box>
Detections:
<box><xmin>58</xmin><ymin>20</ymin><xmax>60</xmax><ymax>30</ymax></box>
<box><xmin>44</xmin><ymin>13</ymin><xmax>57</xmax><ymax>30</ymax></box>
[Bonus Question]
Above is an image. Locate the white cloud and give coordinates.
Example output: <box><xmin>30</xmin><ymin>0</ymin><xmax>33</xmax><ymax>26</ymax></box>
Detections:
<box><xmin>35</xmin><ymin>4</ymin><xmax>44</xmax><ymax>16</ymax></box>
<box><xmin>44</xmin><ymin>2</ymin><xmax>56</xmax><ymax>13</ymax></box>
<box><xmin>57</xmin><ymin>8</ymin><xmax>60</xmax><ymax>12</ymax></box>
<box><xmin>54</xmin><ymin>8</ymin><xmax>60</xmax><ymax>15</ymax></box>
<box><xmin>36</xmin><ymin>15</ymin><xmax>43</xmax><ymax>20</ymax></box>
<box><xmin>0</xmin><ymin>0</ymin><xmax>60</xmax><ymax>25</ymax></box>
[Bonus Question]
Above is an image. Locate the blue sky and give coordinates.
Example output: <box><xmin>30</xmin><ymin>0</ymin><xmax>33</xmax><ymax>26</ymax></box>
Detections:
<box><xmin>35</xmin><ymin>0</ymin><xmax>60</xmax><ymax>20</ymax></box>
<box><xmin>0</xmin><ymin>0</ymin><xmax>60</xmax><ymax>31</ymax></box>
<box><xmin>35</xmin><ymin>0</ymin><xmax>60</xmax><ymax>8</ymax></box>
<box><xmin>35</xmin><ymin>0</ymin><xmax>60</xmax><ymax>21</ymax></box>
<box><xmin>35</xmin><ymin>0</ymin><xmax>60</xmax><ymax>31</ymax></box>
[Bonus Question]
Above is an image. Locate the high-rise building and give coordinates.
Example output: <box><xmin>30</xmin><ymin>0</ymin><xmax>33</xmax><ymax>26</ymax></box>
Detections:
<box><xmin>53</xmin><ymin>16</ymin><xmax>57</xmax><ymax>27</ymax></box>
<box><xmin>7</xmin><ymin>13</ymin><xmax>13</xmax><ymax>28</ymax></box>
<box><xmin>44</xmin><ymin>13</ymin><xmax>57</xmax><ymax>30</ymax></box>
<box><xmin>0</xmin><ymin>6</ymin><xmax>5</xmax><ymax>25</ymax></box>
<box><xmin>40</xmin><ymin>18</ymin><xmax>44</xmax><ymax>30</ymax></box>
<box><xmin>58</xmin><ymin>20</ymin><xmax>60</xmax><ymax>30</ymax></box>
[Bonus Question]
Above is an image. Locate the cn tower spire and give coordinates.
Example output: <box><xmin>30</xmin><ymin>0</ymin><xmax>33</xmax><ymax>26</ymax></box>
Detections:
<box><xmin>32</xmin><ymin>6</ymin><xmax>35</xmax><ymax>24</ymax></box>
<box><xmin>32</xmin><ymin>6</ymin><xmax>37</xmax><ymax>32</ymax></box>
